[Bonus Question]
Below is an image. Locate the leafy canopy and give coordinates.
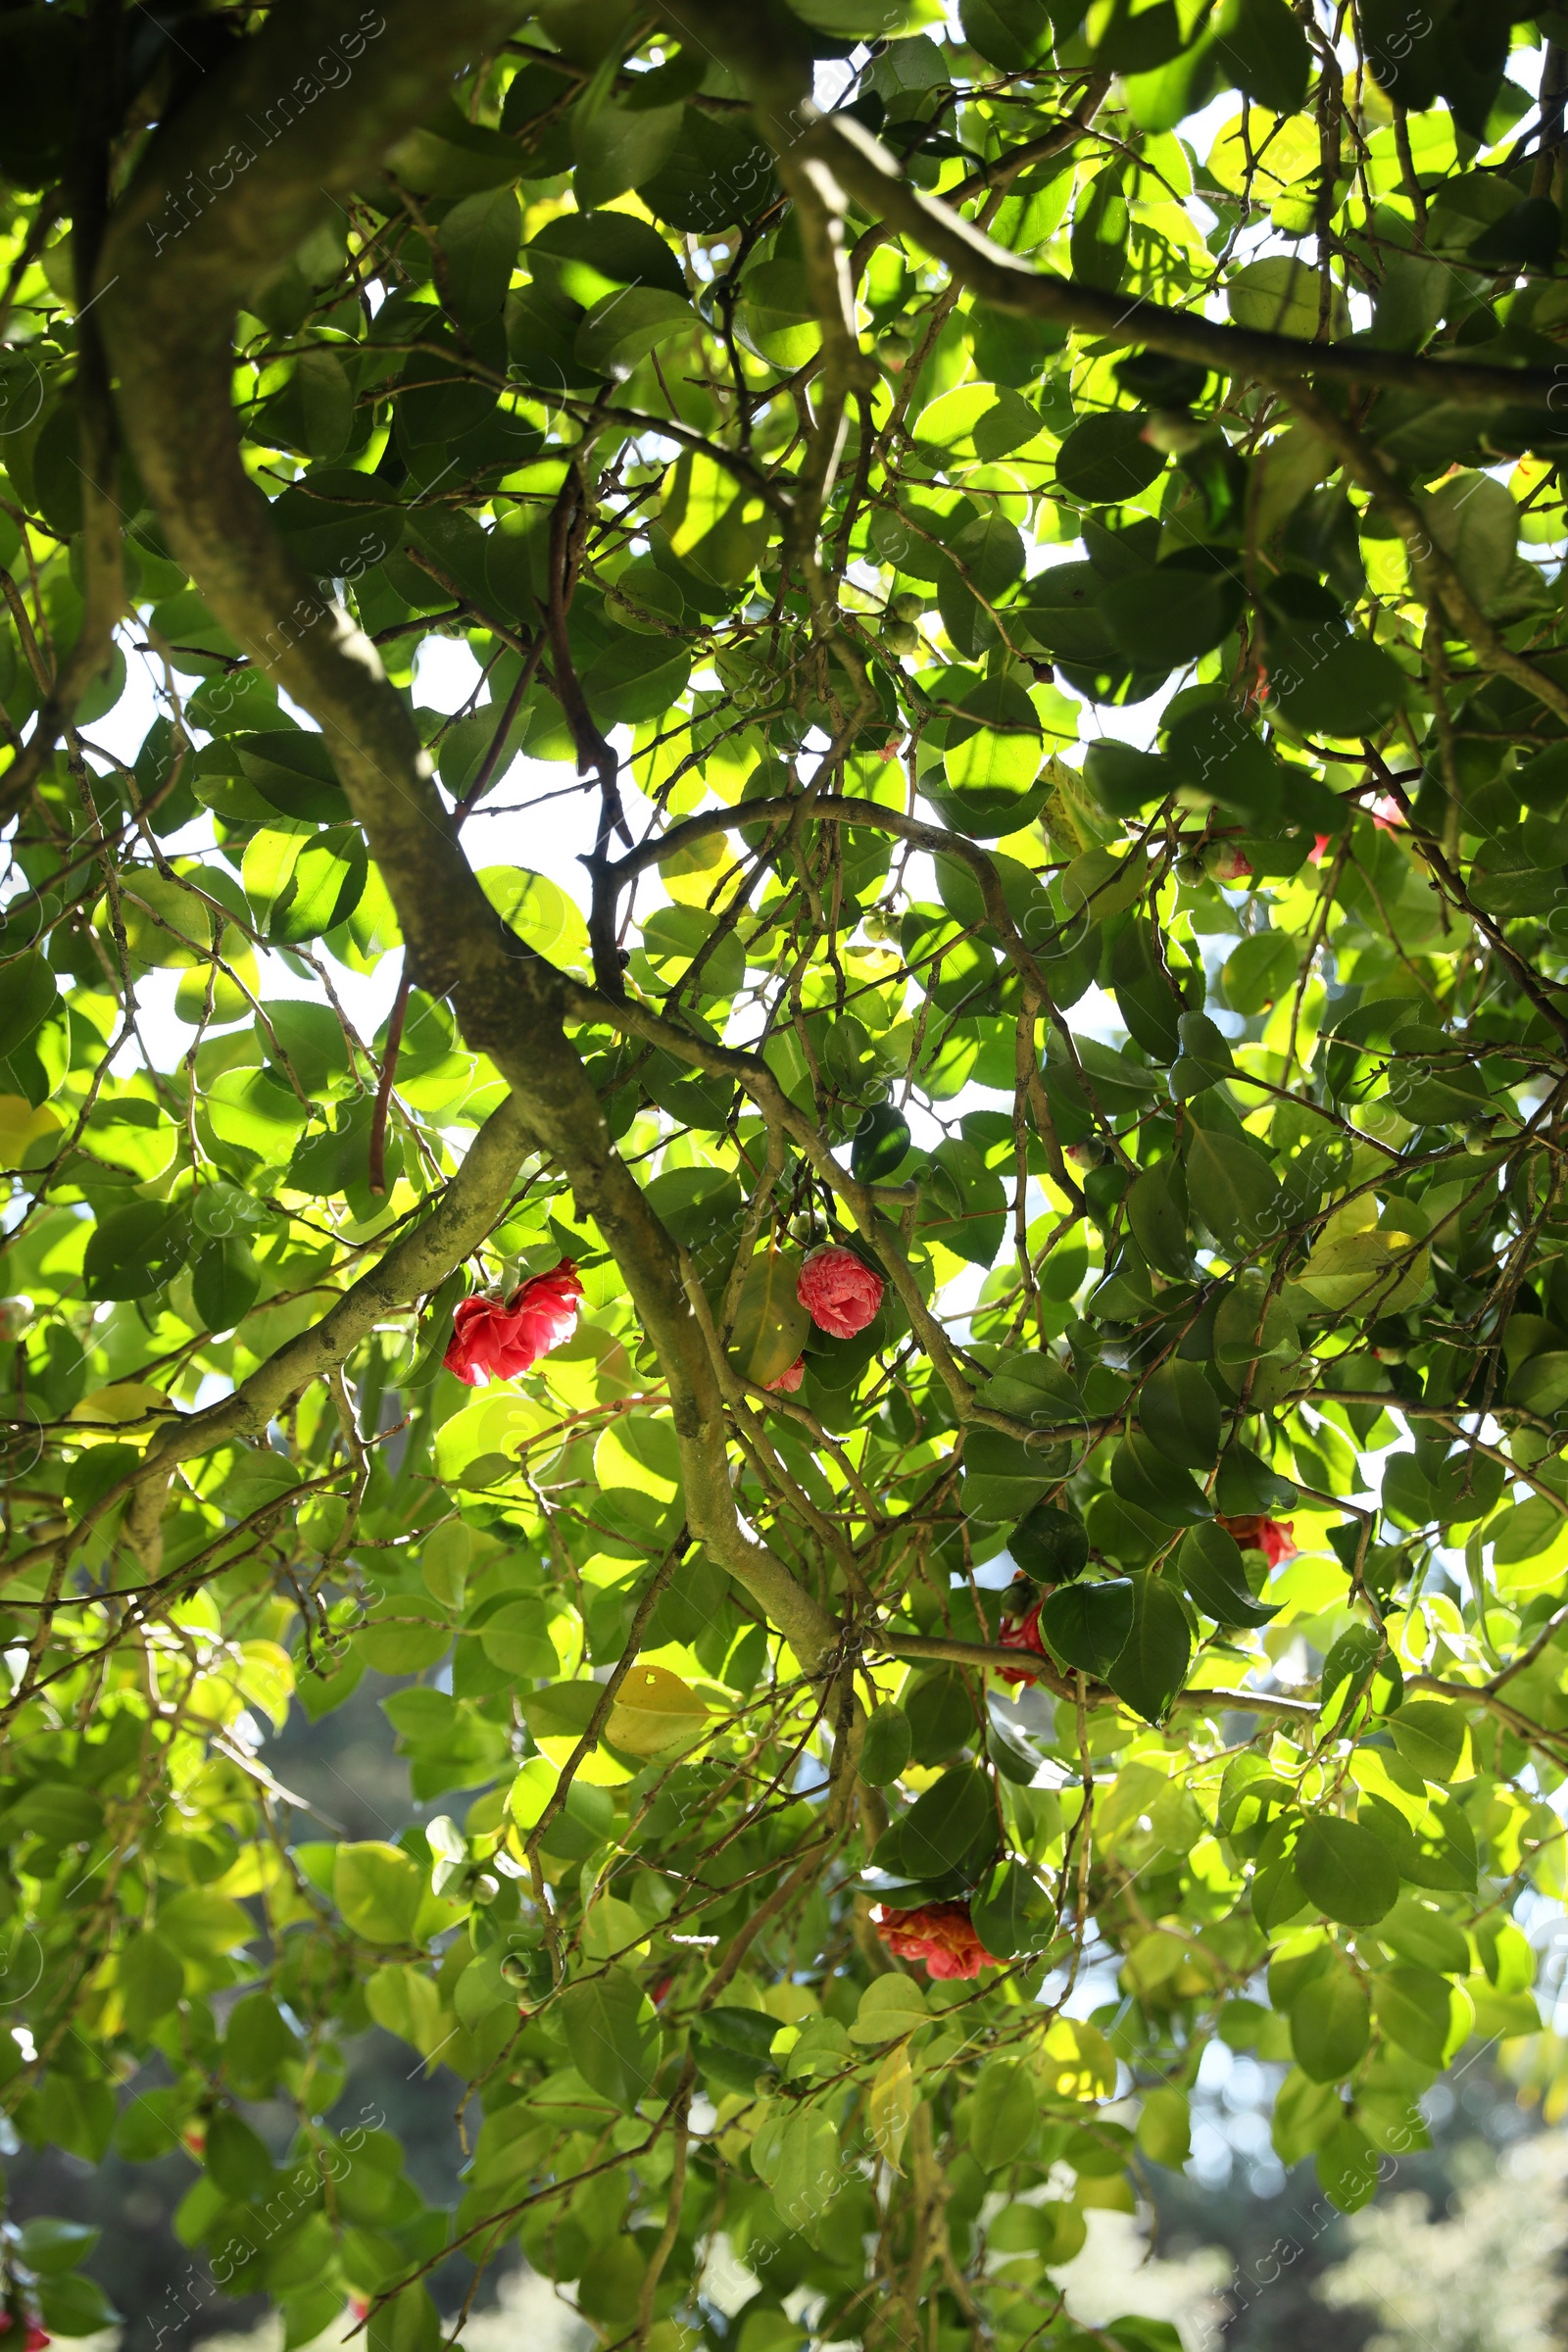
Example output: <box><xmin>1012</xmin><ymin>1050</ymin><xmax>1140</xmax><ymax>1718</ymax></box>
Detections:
<box><xmin>4</xmin><ymin>0</ymin><xmax>1568</xmax><ymax>2348</ymax></box>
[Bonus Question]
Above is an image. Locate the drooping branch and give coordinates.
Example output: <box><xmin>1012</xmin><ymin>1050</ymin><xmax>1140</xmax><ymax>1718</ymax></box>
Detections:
<box><xmin>0</xmin><ymin>1089</ymin><xmax>538</xmax><ymax>1590</ymax></box>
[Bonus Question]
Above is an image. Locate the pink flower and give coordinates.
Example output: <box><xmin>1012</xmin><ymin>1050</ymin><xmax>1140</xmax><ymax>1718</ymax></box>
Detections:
<box><xmin>444</xmin><ymin>1259</ymin><xmax>583</xmax><ymax>1387</ymax></box>
<box><xmin>766</xmin><ymin>1355</ymin><xmax>805</xmax><ymax>1394</ymax></box>
<box><xmin>1219</xmin><ymin>1513</ymin><xmax>1297</xmax><ymax>1567</ymax></box>
<box><xmin>875</xmin><ymin>1900</ymin><xmax>999</xmax><ymax>1981</ymax></box>
<box><xmin>797</xmin><ymin>1245</ymin><xmax>884</xmax><ymax>1339</ymax></box>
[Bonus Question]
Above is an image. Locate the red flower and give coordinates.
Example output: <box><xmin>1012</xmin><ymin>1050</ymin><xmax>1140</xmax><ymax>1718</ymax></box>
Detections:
<box><xmin>24</xmin><ymin>2329</ymin><xmax>50</xmax><ymax>2351</ymax></box>
<box><xmin>797</xmin><ymin>1245</ymin><xmax>884</xmax><ymax>1339</ymax></box>
<box><xmin>444</xmin><ymin>1260</ymin><xmax>583</xmax><ymax>1387</ymax></box>
<box><xmin>875</xmin><ymin>1900</ymin><xmax>999</xmax><ymax>1981</ymax></box>
<box><xmin>1219</xmin><ymin>1513</ymin><xmax>1297</xmax><ymax>1567</ymax></box>
<box><xmin>766</xmin><ymin>1354</ymin><xmax>805</xmax><ymax>1394</ymax></box>
<box><xmin>997</xmin><ymin>1595</ymin><xmax>1049</xmax><ymax>1687</ymax></box>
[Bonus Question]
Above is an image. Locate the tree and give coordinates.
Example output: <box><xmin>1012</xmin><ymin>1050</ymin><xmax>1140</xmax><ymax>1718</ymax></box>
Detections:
<box><xmin>3</xmin><ymin>0</ymin><xmax>1568</xmax><ymax>2346</ymax></box>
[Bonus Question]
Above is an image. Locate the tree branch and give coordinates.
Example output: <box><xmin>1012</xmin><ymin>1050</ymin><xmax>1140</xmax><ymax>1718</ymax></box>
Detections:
<box><xmin>97</xmin><ymin>0</ymin><xmax>840</xmax><ymax>1675</ymax></box>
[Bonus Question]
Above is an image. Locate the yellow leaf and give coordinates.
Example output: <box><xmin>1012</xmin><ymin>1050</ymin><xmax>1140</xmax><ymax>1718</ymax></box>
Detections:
<box><xmin>660</xmin><ymin>830</ymin><xmax>735</xmax><ymax>907</ymax></box>
<box><xmin>1036</xmin><ymin>2016</ymin><xmax>1117</xmax><ymax>2102</ymax></box>
<box><xmin>0</xmin><ymin>1094</ymin><xmax>62</xmax><ymax>1166</ymax></box>
<box><xmin>69</xmin><ymin>1381</ymin><xmax>173</xmax><ymax>1441</ymax></box>
<box><xmin>868</xmin><ymin>2044</ymin><xmax>916</xmax><ymax>2171</ymax></box>
<box><xmin>605</xmin><ymin>1663</ymin><xmax>710</xmax><ymax>1758</ymax></box>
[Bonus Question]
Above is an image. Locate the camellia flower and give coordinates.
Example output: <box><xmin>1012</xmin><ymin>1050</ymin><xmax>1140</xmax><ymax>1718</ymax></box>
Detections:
<box><xmin>766</xmin><ymin>1355</ymin><xmax>805</xmax><ymax>1394</ymax></box>
<box><xmin>997</xmin><ymin>1585</ymin><xmax>1049</xmax><ymax>1686</ymax></box>
<box><xmin>875</xmin><ymin>1899</ymin><xmax>998</xmax><ymax>1981</ymax></box>
<box><xmin>444</xmin><ymin>1259</ymin><xmax>583</xmax><ymax>1387</ymax></box>
<box><xmin>797</xmin><ymin>1245</ymin><xmax>884</xmax><ymax>1339</ymax></box>
<box><xmin>1219</xmin><ymin>1513</ymin><xmax>1298</xmax><ymax>1568</ymax></box>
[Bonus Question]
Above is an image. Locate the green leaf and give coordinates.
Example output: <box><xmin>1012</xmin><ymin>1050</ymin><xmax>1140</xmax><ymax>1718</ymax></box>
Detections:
<box><xmin>1213</xmin><ymin>1440</ymin><xmax>1298</xmax><ymax>1516</ymax></box>
<box><xmin>573</xmin><ymin>100</ymin><xmax>683</xmax><ymax>209</ymax></box>
<box><xmin>662</xmin><ymin>450</ymin><xmax>768</xmax><ymax>584</ymax></box>
<box><xmin>1294</xmin><ymin>1815</ymin><xmax>1399</xmax><ymax>1926</ymax></box>
<box><xmin>37</xmin><ymin>2274</ymin><xmax>121</xmax><ymax>2337</ymax></box>
<box><xmin>438</xmin><ymin>186</ymin><xmax>520</xmax><ymax>324</ymax></box>
<box><xmin>1228</xmin><ymin>256</ymin><xmax>1345</xmax><ymax>339</ymax></box>
<box><xmin>560</xmin><ymin>1966</ymin><xmax>660</xmax><ymax>2109</ymax></box>
<box><xmin>1084</xmin><ymin>739</ymin><xmax>1172</xmax><ymax>816</ymax></box>
<box><xmin>1211</xmin><ymin>0</ymin><xmax>1310</xmax><ymax>111</ymax></box>
<box><xmin>334</xmin><ymin>1841</ymin><xmax>425</xmax><ymax>1944</ymax></box>
<box><xmin>895</xmin><ymin>1763</ymin><xmax>1002</xmax><ymax>1883</ymax></box>
<box><xmin>757</xmin><ymin>2105</ymin><xmax>840</xmax><ymax>2231</ymax></box>
<box><xmin>1374</xmin><ymin>1896</ymin><xmax>1471</xmax><ymax>1978</ymax></box>
<box><xmin>1109</xmin><ymin>918</ymin><xmax>1183</xmax><ymax>1061</ymax></box>
<box><xmin>1136</xmin><ymin>2084</ymin><xmax>1192</xmax><ymax>2168</ymax></box>
<box><xmin>223</xmin><ymin>1991</ymin><xmax>298</xmax><ymax>2097</ymax></box>
<box><xmin>963</xmin><ymin>1426</ymin><xmax>1055</xmax><ymax>1522</ymax></box>
<box><xmin>968</xmin><ymin>2060</ymin><xmax>1038</xmax><ymax>2169</ymax></box>
<box><xmin>1105</xmin><ymin>1573</ymin><xmax>1192</xmax><ymax>1722</ymax></box>
<box><xmin>1110</xmin><ymin>1431</ymin><xmax>1213</xmax><ymax>1528</ymax></box>
<box><xmin>1425</xmin><ymin>472</ymin><xmax>1518</xmax><ymax>610</ymax></box>
<box><xmin>1371</xmin><ymin>1965</ymin><xmax>1472</xmax><ymax>2067</ymax></box>
<box><xmin>1055</xmin><ymin>413</ymin><xmax>1165</xmax><ymax>505</ymax></box>
<box><xmin>191</xmin><ymin>1236</ymin><xmax>261</xmax><ymax>1334</ymax></box>
<box><xmin>1272</xmin><ymin>2067</ymin><xmax>1344</xmax><ymax>2165</ymax></box>
<box><xmin>207</xmin><ymin>2107</ymin><xmax>274</xmax><ymax>2202</ymax></box>
<box><xmin>859</xmin><ymin>1704</ymin><xmax>913</xmax><ymax>1787</ymax></box>
<box><xmin>478</xmin><ymin>1596</ymin><xmax>560</xmax><ymax>1677</ymax></box>
<box><xmin>0</xmin><ymin>947</ymin><xmax>57</xmax><ymax>1061</ymax></box>
<box><xmin>1102</xmin><ymin>555</ymin><xmax>1244</xmax><ymax>666</ymax></box>
<box><xmin>959</xmin><ymin>0</ymin><xmax>1053</xmax><ymax>69</ymax></box>
<box><xmin>970</xmin><ymin>1860</ymin><xmax>1055</xmax><ymax>1960</ymax></box>
<box><xmin>1187</xmin><ymin>1128</ymin><xmax>1282</xmax><ymax>1251</ymax></box>
<box><xmin>1290</xmin><ymin>1960</ymin><xmax>1371</xmax><ymax>2083</ymax></box>
<box><xmin>1070</xmin><ymin>166</ymin><xmax>1130</xmax><ymax>292</ymax></box>
<box><xmin>1177</xmin><ymin>1522</ymin><xmax>1278</xmax><ymax>1627</ymax></box>
<box><xmin>118</xmin><ymin>1933</ymin><xmax>184</xmax><ymax>2034</ymax></box>
<box><xmin>575</xmin><ymin>286</ymin><xmax>695</xmax><ymax>380</ymax></box>
<box><xmin>270</xmin><ymin>825</ymin><xmax>367</xmax><ymax>946</ymax></box>
<box><xmin>1041</xmin><ymin>1578</ymin><xmax>1135</xmax><ymax>1675</ymax></box>
<box><xmin>82</xmin><ymin>1200</ymin><xmax>190</xmax><ymax>1301</ymax></box>
<box><xmin>1139</xmin><ymin>1360</ymin><xmax>1220</xmax><ymax>1468</ymax></box>
<box><xmin>18</xmin><ymin>2220</ymin><xmax>100</xmax><ymax>2278</ymax></box>
<box><xmin>1316</xmin><ymin>2118</ymin><xmax>1381</xmax><ymax>2214</ymax></box>
<box><xmin>1009</xmin><ymin>1500</ymin><xmax>1089</xmax><ymax>1583</ymax></box>
<box><xmin>1388</xmin><ymin>1699</ymin><xmax>1467</xmax><ymax>1784</ymax></box>
<box><xmin>728</xmin><ymin>1249</ymin><xmax>810</xmax><ymax>1388</ymax></box>
<box><xmin>352</xmin><ymin>1595</ymin><xmax>453</xmax><ymax>1675</ymax></box>
<box><xmin>849</xmin><ymin>1975</ymin><xmax>928</xmax><ymax>2044</ymax></box>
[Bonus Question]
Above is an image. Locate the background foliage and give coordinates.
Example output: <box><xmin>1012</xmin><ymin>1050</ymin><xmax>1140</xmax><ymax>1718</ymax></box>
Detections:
<box><xmin>8</xmin><ymin>0</ymin><xmax>1568</xmax><ymax>2348</ymax></box>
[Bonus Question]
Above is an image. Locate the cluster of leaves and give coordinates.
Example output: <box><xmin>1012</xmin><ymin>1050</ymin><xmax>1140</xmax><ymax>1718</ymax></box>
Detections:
<box><xmin>7</xmin><ymin>0</ymin><xmax>1568</xmax><ymax>2350</ymax></box>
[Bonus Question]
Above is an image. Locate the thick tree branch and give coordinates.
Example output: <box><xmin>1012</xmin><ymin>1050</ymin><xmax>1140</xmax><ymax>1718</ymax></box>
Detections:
<box><xmin>96</xmin><ymin>0</ymin><xmax>839</xmax><ymax>1675</ymax></box>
